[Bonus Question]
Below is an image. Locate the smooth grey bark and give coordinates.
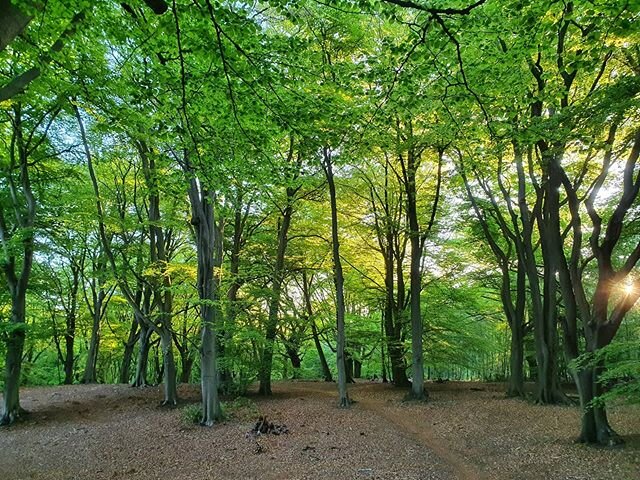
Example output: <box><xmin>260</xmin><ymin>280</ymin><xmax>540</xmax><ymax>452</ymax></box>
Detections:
<box><xmin>133</xmin><ymin>321</ymin><xmax>152</xmax><ymax>387</ymax></box>
<box><xmin>219</xmin><ymin>189</ymin><xmax>247</xmax><ymax>389</ymax></box>
<box><xmin>187</xmin><ymin>175</ymin><xmax>223</xmax><ymax>425</ymax></box>
<box><xmin>173</xmin><ymin>307</ymin><xmax>196</xmax><ymax>384</ymax></box>
<box><xmin>559</xmin><ymin>129</ymin><xmax>640</xmax><ymax>444</ymax></box>
<box><xmin>525</xmin><ymin>7</ymin><xmax>639</xmax><ymax>440</ymax></box>
<box><xmin>321</xmin><ymin>147</ymin><xmax>350</xmax><ymax>407</ymax></box>
<box><xmin>399</xmin><ymin>142</ymin><xmax>441</xmax><ymax>400</ymax></box>
<box><xmin>132</xmin><ymin>285</ymin><xmax>153</xmax><ymax>387</ymax></box>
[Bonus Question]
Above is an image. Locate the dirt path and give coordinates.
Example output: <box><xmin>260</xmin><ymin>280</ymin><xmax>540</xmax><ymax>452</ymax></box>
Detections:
<box><xmin>358</xmin><ymin>395</ymin><xmax>485</xmax><ymax>480</ymax></box>
<box><xmin>284</xmin><ymin>382</ymin><xmax>486</xmax><ymax>480</ymax></box>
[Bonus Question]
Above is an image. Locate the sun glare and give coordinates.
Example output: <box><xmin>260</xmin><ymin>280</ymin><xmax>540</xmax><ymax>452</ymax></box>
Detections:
<box><xmin>623</xmin><ymin>278</ymin><xmax>636</xmax><ymax>296</ymax></box>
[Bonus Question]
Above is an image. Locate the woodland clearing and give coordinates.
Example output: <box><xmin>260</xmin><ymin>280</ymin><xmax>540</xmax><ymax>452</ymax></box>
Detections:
<box><xmin>1</xmin><ymin>381</ymin><xmax>638</xmax><ymax>480</ymax></box>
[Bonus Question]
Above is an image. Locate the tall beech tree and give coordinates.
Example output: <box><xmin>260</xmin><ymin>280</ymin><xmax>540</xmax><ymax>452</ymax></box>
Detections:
<box><xmin>0</xmin><ymin>101</ymin><xmax>60</xmax><ymax>424</ymax></box>
<box><xmin>258</xmin><ymin>137</ymin><xmax>303</xmax><ymax>395</ymax></box>
<box><xmin>457</xmin><ymin>150</ymin><xmax>527</xmax><ymax>398</ymax></box>
<box><xmin>358</xmin><ymin>157</ymin><xmax>411</xmax><ymax>387</ymax></box>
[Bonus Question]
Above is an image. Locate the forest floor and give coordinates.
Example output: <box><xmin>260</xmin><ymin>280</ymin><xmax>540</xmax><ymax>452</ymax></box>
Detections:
<box><xmin>0</xmin><ymin>380</ymin><xmax>638</xmax><ymax>480</ymax></box>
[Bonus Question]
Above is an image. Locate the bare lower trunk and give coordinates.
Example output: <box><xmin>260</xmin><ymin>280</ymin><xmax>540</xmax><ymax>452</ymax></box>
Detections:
<box><xmin>82</xmin><ymin>313</ymin><xmax>101</xmax><ymax>383</ymax></box>
<box><xmin>160</xmin><ymin>329</ymin><xmax>178</xmax><ymax>405</ymax></box>
<box><xmin>63</xmin><ymin>324</ymin><xmax>75</xmax><ymax>385</ymax></box>
<box><xmin>180</xmin><ymin>355</ymin><xmax>193</xmax><ymax>383</ymax></box>
<box><xmin>258</xmin><ymin>308</ymin><xmax>278</xmax><ymax>395</ymax></box>
<box><xmin>403</xmin><ymin>147</ymin><xmax>430</xmax><ymax>401</ymax></box>
<box><xmin>200</xmin><ymin>314</ymin><xmax>222</xmax><ymax>425</ymax></box>
<box><xmin>384</xmin><ymin>303</ymin><xmax>409</xmax><ymax>387</ymax></box>
<box><xmin>133</xmin><ymin>323</ymin><xmax>152</xmax><ymax>387</ymax></box>
<box><xmin>507</xmin><ymin>324</ymin><xmax>525</xmax><ymax>397</ymax></box>
<box><xmin>311</xmin><ymin>322</ymin><xmax>333</xmax><ymax>382</ymax></box>
<box><xmin>408</xmin><ymin>236</ymin><xmax>426</xmax><ymax>400</ymax></box>
<box><xmin>120</xmin><ymin>320</ymin><xmax>139</xmax><ymax>384</ymax></box>
<box><xmin>188</xmin><ymin>176</ymin><xmax>223</xmax><ymax>426</ymax></box>
<box><xmin>304</xmin><ymin>272</ymin><xmax>332</xmax><ymax>382</ymax></box>
<box><xmin>353</xmin><ymin>359</ymin><xmax>362</xmax><ymax>379</ymax></box>
<box><xmin>388</xmin><ymin>337</ymin><xmax>409</xmax><ymax>387</ymax></box>
<box><xmin>1</xmin><ymin>302</ymin><xmax>26</xmax><ymax>425</ymax></box>
<box><xmin>575</xmin><ymin>367</ymin><xmax>622</xmax><ymax>445</ymax></box>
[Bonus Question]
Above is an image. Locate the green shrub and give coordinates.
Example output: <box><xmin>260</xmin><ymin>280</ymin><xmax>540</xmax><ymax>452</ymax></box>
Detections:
<box><xmin>180</xmin><ymin>403</ymin><xmax>202</xmax><ymax>425</ymax></box>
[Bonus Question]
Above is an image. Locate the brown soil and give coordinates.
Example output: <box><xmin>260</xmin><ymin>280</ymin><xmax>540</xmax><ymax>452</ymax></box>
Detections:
<box><xmin>1</xmin><ymin>381</ymin><xmax>638</xmax><ymax>480</ymax></box>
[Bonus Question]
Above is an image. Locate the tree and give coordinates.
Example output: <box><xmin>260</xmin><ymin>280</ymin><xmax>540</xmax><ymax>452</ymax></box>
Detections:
<box><xmin>1</xmin><ymin>100</ymin><xmax>60</xmax><ymax>424</ymax></box>
<box><xmin>259</xmin><ymin>137</ymin><xmax>303</xmax><ymax>395</ymax></box>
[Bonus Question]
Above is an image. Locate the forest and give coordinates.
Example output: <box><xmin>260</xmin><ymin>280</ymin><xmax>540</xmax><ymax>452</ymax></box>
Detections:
<box><xmin>1</xmin><ymin>0</ymin><xmax>639</xmax><ymax>472</ymax></box>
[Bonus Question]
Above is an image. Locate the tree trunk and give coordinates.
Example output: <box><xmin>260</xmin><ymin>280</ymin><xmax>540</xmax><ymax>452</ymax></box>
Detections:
<box><xmin>311</xmin><ymin>322</ymin><xmax>332</xmax><ymax>382</ymax></box>
<box><xmin>575</xmin><ymin>362</ymin><xmax>622</xmax><ymax>446</ymax></box>
<box><xmin>322</xmin><ymin>147</ymin><xmax>350</xmax><ymax>407</ymax></box>
<box><xmin>188</xmin><ymin>177</ymin><xmax>223</xmax><ymax>425</ymax></box>
<box><xmin>345</xmin><ymin>352</ymin><xmax>354</xmax><ymax>383</ymax></box>
<box><xmin>353</xmin><ymin>359</ymin><xmax>362</xmax><ymax>379</ymax></box>
<box><xmin>82</xmin><ymin>311</ymin><xmax>101</xmax><ymax>384</ymax></box>
<box><xmin>507</xmin><ymin>318</ymin><xmax>525</xmax><ymax>397</ymax></box>
<box><xmin>138</xmin><ymin>141</ymin><xmax>178</xmax><ymax>405</ymax></box>
<box><xmin>133</xmin><ymin>322</ymin><xmax>152</xmax><ymax>387</ymax></box>
<box><xmin>220</xmin><ymin>187</ymin><xmax>248</xmax><ymax>390</ymax></box>
<box><xmin>0</xmin><ymin>104</ymin><xmax>40</xmax><ymax>425</ymax></box>
<box><xmin>381</xmin><ymin>315</ymin><xmax>388</xmax><ymax>383</ymax></box>
<box><xmin>405</xmin><ymin>148</ymin><xmax>426</xmax><ymax>400</ymax></box>
<box><xmin>304</xmin><ymin>272</ymin><xmax>333</xmax><ymax>382</ymax></box>
<box><xmin>63</xmin><ymin>320</ymin><xmax>75</xmax><ymax>385</ymax></box>
<box><xmin>258</xmin><ymin>145</ymin><xmax>298</xmax><ymax>395</ymax></box>
<box><xmin>180</xmin><ymin>355</ymin><xmax>193</xmax><ymax>383</ymax></box>
<box><xmin>514</xmin><ymin>146</ymin><xmax>565</xmax><ymax>404</ymax></box>
<box><xmin>286</xmin><ymin>346</ymin><xmax>302</xmax><ymax>377</ymax></box>
<box><xmin>62</xmin><ymin>263</ymin><xmax>80</xmax><ymax>385</ymax></box>
<box><xmin>1</xmin><ymin>298</ymin><xmax>27</xmax><ymax>425</ymax></box>
<box><xmin>120</xmin><ymin>319</ymin><xmax>139</xmax><ymax>384</ymax></box>
<box><xmin>159</xmin><ymin>328</ymin><xmax>177</xmax><ymax>405</ymax></box>
<box><xmin>384</xmin><ymin>250</ymin><xmax>410</xmax><ymax>387</ymax></box>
